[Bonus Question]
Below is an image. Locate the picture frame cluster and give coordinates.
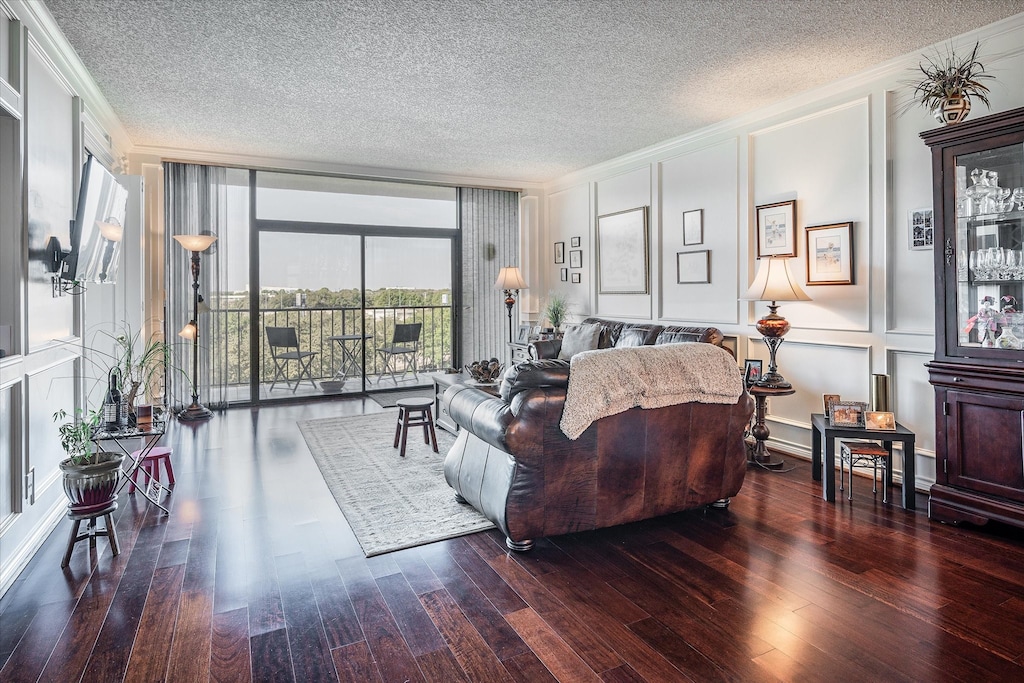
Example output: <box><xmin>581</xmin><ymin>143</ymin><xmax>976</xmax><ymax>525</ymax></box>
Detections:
<box><xmin>554</xmin><ymin>236</ymin><xmax>584</xmax><ymax>285</ymax></box>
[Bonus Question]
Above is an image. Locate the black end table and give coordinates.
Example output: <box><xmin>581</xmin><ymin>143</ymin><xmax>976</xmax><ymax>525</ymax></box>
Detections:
<box><xmin>810</xmin><ymin>413</ymin><xmax>916</xmax><ymax>510</ymax></box>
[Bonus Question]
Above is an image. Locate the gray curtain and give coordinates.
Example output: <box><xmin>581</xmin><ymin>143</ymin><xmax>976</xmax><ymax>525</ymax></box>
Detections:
<box><xmin>459</xmin><ymin>188</ymin><xmax>520</xmax><ymax>364</ymax></box>
<box><xmin>164</xmin><ymin>162</ymin><xmax>229</xmax><ymax>411</ymax></box>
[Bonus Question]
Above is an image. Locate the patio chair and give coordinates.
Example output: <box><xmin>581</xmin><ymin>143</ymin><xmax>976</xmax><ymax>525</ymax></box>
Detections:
<box><xmin>266</xmin><ymin>326</ymin><xmax>318</xmax><ymax>393</ymax></box>
<box><xmin>375</xmin><ymin>322</ymin><xmax>422</xmax><ymax>385</ymax></box>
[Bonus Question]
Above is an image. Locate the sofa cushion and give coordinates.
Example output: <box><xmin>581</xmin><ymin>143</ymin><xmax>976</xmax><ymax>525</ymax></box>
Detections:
<box><xmin>557</xmin><ymin>323</ymin><xmax>602</xmax><ymax>359</ymax></box>
<box><xmin>616</xmin><ymin>324</ymin><xmax>663</xmax><ymax>347</ymax></box>
<box><xmin>580</xmin><ymin>317</ymin><xmax>625</xmax><ymax>348</ymax></box>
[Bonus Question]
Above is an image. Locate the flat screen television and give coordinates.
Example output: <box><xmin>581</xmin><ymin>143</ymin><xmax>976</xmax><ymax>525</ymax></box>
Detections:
<box><xmin>61</xmin><ymin>155</ymin><xmax>129</xmax><ymax>283</ymax></box>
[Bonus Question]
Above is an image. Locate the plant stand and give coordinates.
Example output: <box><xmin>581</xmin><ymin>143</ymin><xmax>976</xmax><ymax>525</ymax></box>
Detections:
<box><xmin>61</xmin><ymin>501</ymin><xmax>119</xmax><ymax>568</ymax></box>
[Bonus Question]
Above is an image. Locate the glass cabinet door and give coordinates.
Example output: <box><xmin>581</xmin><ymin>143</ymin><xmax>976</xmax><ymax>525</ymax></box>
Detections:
<box><xmin>954</xmin><ymin>141</ymin><xmax>1024</xmax><ymax>353</ymax></box>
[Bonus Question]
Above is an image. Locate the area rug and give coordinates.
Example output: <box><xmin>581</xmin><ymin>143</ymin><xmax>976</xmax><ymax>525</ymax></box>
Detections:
<box><xmin>297</xmin><ymin>412</ymin><xmax>494</xmax><ymax>556</ymax></box>
<box><xmin>369</xmin><ymin>388</ymin><xmax>435</xmax><ymax>408</ymax></box>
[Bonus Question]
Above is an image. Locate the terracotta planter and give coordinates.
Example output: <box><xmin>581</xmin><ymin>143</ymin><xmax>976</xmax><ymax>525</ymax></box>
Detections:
<box><xmin>933</xmin><ymin>94</ymin><xmax>972</xmax><ymax>125</ymax></box>
<box><xmin>60</xmin><ymin>452</ymin><xmax>123</xmax><ymax>512</ymax></box>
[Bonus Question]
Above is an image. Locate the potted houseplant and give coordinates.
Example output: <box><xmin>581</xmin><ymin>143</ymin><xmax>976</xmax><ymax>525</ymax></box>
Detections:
<box><xmin>109</xmin><ymin>327</ymin><xmax>171</xmax><ymax>417</ymax></box>
<box><xmin>910</xmin><ymin>41</ymin><xmax>993</xmax><ymax>125</ymax></box>
<box><xmin>543</xmin><ymin>292</ymin><xmax>569</xmax><ymax>333</ymax></box>
<box><xmin>53</xmin><ymin>408</ymin><xmax>123</xmax><ymax>512</ymax></box>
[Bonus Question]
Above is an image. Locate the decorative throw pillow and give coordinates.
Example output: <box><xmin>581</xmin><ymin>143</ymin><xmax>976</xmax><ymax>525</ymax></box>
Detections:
<box><xmin>558</xmin><ymin>323</ymin><xmax>602</xmax><ymax>360</ymax></box>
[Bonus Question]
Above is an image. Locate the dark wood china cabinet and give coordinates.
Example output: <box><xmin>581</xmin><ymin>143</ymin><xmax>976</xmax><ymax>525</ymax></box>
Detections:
<box><xmin>922</xmin><ymin>106</ymin><xmax>1024</xmax><ymax>529</ymax></box>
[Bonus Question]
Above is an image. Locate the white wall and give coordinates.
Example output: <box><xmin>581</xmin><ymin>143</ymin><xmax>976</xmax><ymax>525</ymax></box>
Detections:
<box><xmin>538</xmin><ymin>16</ymin><xmax>1024</xmax><ymax>490</ymax></box>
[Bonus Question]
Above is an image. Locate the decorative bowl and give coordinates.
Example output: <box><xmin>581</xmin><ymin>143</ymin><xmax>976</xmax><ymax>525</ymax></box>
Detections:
<box><xmin>465</xmin><ymin>358</ymin><xmax>503</xmax><ymax>383</ymax></box>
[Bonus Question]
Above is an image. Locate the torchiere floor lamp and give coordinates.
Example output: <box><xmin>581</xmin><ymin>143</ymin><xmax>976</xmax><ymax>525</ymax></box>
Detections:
<box><xmin>173</xmin><ymin>234</ymin><xmax>218</xmax><ymax>421</ymax></box>
<box><xmin>494</xmin><ymin>266</ymin><xmax>528</xmax><ymax>344</ymax></box>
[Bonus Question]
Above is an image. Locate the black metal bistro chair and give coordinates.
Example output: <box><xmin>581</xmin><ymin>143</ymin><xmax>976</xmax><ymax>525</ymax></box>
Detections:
<box><xmin>266</xmin><ymin>326</ymin><xmax>318</xmax><ymax>393</ymax></box>
<box><xmin>375</xmin><ymin>322</ymin><xmax>422</xmax><ymax>385</ymax></box>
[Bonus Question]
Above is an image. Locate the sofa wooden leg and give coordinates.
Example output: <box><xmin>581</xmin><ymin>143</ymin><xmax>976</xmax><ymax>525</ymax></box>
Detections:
<box><xmin>454</xmin><ymin>493</ymin><xmax>468</xmax><ymax>504</ymax></box>
<box><xmin>709</xmin><ymin>498</ymin><xmax>731</xmax><ymax>509</ymax></box>
<box><xmin>506</xmin><ymin>537</ymin><xmax>533</xmax><ymax>552</ymax></box>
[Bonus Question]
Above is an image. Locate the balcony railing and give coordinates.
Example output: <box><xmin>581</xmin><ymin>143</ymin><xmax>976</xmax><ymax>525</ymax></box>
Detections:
<box><xmin>207</xmin><ymin>305</ymin><xmax>453</xmax><ymax>391</ymax></box>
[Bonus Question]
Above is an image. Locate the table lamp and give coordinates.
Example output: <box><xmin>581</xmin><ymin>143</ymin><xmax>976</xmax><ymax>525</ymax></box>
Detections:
<box><xmin>741</xmin><ymin>256</ymin><xmax>810</xmax><ymax>389</ymax></box>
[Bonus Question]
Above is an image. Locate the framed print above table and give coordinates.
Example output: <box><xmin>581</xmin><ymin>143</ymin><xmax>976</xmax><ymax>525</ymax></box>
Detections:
<box><xmin>805</xmin><ymin>221</ymin><xmax>853</xmax><ymax>285</ymax></box>
<box><xmin>597</xmin><ymin>206</ymin><xmax>649</xmax><ymax>294</ymax></box>
<box><xmin>755</xmin><ymin>200</ymin><xmax>797</xmax><ymax>257</ymax></box>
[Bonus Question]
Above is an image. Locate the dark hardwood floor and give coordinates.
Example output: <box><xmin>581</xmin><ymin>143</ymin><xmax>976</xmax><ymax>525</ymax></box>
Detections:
<box><xmin>2</xmin><ymin>399</ymin><xmax>1024</xmax><ymax>682</ymax></box>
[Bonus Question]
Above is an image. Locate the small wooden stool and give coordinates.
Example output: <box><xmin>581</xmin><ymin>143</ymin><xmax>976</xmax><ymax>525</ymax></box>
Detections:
<box><xmin>62</xmin><ymin>501</ymin><xmax>119</xmax><ymax>568</ymax></box>
<box><xmin>393</xmin><ymin>397</ymin><xmax>438</xmax><ymax>457</ymax></box>
<box><xmin>128</xmin><ymin>446</ymin><xmax>175</xmax><ymax>494</ymax></box>
<box><xmin>839</xmin><ymin>440</ymin><xmax>892</xmax><ymax>502</ymax></box>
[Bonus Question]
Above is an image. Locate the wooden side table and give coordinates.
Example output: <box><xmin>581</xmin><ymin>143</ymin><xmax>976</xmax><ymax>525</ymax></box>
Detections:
<box><xmin>431</xmin><ymin>372</ymin><xmax>501</xmax><ymax>434</ymax></box>
<box><xmin>748</xmin><ymin>385</ymin><xmax>796</xmax><ymax>469</ymax></box>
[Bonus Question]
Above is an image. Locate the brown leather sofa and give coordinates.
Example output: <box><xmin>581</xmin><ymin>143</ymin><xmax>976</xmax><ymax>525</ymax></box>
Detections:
<box><xmin>530</xmin><ymin>316</ymin><xmax>726</xmax><ymax>359</ymax></box>
<box><xmin>442</xmin><ymin>320</ymin><xmax>753</xmax><ymax>551</ymax></box>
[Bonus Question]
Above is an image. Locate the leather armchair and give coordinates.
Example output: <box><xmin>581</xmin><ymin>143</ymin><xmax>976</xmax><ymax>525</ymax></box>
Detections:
<box><xmin>443</xmin><ymin>344</ymin><xmax>753</xmax><ymax>551</ymax></box>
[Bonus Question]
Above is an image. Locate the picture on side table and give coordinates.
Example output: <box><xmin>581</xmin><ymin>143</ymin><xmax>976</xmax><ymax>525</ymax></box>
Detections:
<box><xmin>554</xmin><ymin>242</ymin><xmax>565</xmax><ymax>264</ymax></box>
<box><xmin>756</xmin><ymin>199</ymin><xmax>797</xmax><ymax>258</ymax></box>
<box><xmin>516</xmin><ymin>324</ymin><xmax>532</xmax><ymax>344</ymax></box>
<box><xmin>866</xmin><ymin>411</ymin><xmax>896</xmax><ymax>431</ymax></box>
<box><xmin>829</xmin><ymin>401</ymin><xmax>867</xmax><ymax>428</ymax></box>
<box><xmin>743</xmin><ymin>359</ymin><xmax>763</xmax><ymax>387</ymax></box>
<box><xmin>823</xmin><ymin>394</ymin><xmax>841</xmax><ymax>414</ymax></box>
<box><xmin>805</xmin><ymin>222</ymin><xmax>853</xmax><ymax>285</ymax></box>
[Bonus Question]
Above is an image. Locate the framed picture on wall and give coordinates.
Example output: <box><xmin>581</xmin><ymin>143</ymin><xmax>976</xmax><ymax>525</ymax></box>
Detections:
<box><xmin>554</xmin><ymin>242</ymin><xmax>565</xmax><ymax>264</ymax></box>
<box><xmin>676</xmin><ymin>250</ymin><xmax>710</xmax><ymax>284</ymax></box>
<box><xmin>805</xmin><ymin>222</ymin><xmax>853</xmax><ymax>285</ymax></box>
<box><xmin>569</xmin><ymin>250</ymin><xmax>582</xmax><ymax>268</ymax></box>
<box><xmin>560</xmin><ymin>268</ymin><xmax>568</xmax><ymax>282</ymax></box>
<box><xmin>571</xmin><ymin>272</ymin><xmax>581</xmax><ymax>284</ymax></box>
<box><xmin>683</xmin><ymin>209</ymin><xmax>703</xmax><ymax>246</ymax></box>
<box><xmin>755</xmin><ymin>200</ymin><xmax>797</xmax><ymax>258</ymax></box>
<box><xmin>597</xmin><ymin>206</ymin><xmax>649</xmax><ymax>294</ymax></box>
<box><xmin>909</xmin><ymin>208</ymin><xmax>933</xmax><ymax>250</ymax></box>
<box><xmin>571</xmin><ymin>236</ymin><xmax>581</xmax><ymax>248</ymax></box>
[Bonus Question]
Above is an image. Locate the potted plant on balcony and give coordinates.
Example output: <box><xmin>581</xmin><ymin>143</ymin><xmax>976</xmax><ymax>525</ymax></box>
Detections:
<box><xmin>910</xmin><ymin>41</ymin><xmax>993</xmax><ymax>125</ymax></box>
<box><xmin>53</xmin><ymin>408</ymin><xmax>123</xmax><ymax>512</ymax></box>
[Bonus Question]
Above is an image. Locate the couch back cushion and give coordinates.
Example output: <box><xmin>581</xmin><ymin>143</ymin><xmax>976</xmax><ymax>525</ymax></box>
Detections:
<box><xmin>616</xmin><ymin>324</ymin><xmax>664</xmax><ymax>347</ymax></box>
<box><xmin>580</xmin><ymin>317</ymin><xmax>624</xmax><ymax>348</ymax></box>
<box><xmin>656</xmin><ymin>325</ymin><xmax>725</xmax><ymax>349</ymax></box>
<box><xmin>557</xmin><ymin>323</ymin><xmax>602</xmax><ymax>360</ymax></box>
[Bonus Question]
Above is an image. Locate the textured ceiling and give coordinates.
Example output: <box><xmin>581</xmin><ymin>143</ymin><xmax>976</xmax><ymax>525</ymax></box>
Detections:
<box><xmin>43</xmin><ymin>0</ymin><xmax>1024</xmax><ymax>183</ymax></box>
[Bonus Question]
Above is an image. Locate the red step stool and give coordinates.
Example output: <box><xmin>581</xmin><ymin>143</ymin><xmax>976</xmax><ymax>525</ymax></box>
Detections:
<box><xmin>128</xmin><ymin>446</ymin><xmax>175</xmax><ymax>494</ymax></box>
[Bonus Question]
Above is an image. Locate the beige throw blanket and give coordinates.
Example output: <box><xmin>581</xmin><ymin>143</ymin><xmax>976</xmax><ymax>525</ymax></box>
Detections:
<box><xmin>559</xmin><ymin>343</ymin><xmax>745</xmax><ymax>440</ymax></box>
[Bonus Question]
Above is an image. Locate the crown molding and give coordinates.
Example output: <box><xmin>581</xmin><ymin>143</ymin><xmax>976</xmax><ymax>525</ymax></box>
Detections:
<box><xmin>545</xmin><ymin>11</ymin><xmax>1024</xmax><ymax>194</ymax></box>
<box><xmin>129</xmin><ymin>144</ymin><xmax>545</xmax><ymax>192</ymax></box>
<box><xmin>8</xmin><ymin>0</ymin><xmax>132</xmax><ymax>158</ymax></box>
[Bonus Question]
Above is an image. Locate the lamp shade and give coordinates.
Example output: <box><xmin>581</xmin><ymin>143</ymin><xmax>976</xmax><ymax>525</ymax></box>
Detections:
<box><xmin>178</xmin><ymin>321</ymin><xmax>198</xmax><ymax>340</ymax></box>
<box><xmin>494</xmin><ymin>266</ymin><xmax>528</xmax><ymax>291</ymax></box>
<box><xmin>173</xmin><ymin>234</ymin><xmax>218</xmax><ymax>252</ymax></box>
<box><xmin>741</xmin><ymin>256</ymin><xmax>810</xmax><ymax>302</ymax></box>
<box><xmin>97</xmin><ymin>220</ymin><xmax>123</xmax><ymax>242</ymax></box>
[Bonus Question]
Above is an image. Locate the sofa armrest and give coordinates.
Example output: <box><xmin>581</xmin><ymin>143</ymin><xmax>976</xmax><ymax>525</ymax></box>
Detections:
<box><xmin>529</xmin><ymin>339</ymin><xmax>562</xmax><ymax>359</ymax></box>
<box><xmin>444</xmin><ymin>384</ymin><xmax>515</xmax><ymax>452</ymax></box>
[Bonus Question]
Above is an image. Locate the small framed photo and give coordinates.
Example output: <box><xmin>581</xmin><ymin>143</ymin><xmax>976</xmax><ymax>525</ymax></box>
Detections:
<box><xmin>743</xmin><ymin>359</ymin><xmax>763</xmax><ymax>387</ymax></box>
<box><xmin>683</xmin><ymin>208</ymin><xmax>703</xmax><ymax>246</ymax></box>
<box><xmin>679</xmin><ymin>210</ymin><xmax>704</xmax><ymax>248</ymax></box>
<box><xmin>569</xmin><ymin>249</ymin><xmax>583</xmax><ymax>269</ymax></box>
<box><xmin>571</xmin><ymin>272</ymin><xmax>581</xmax><ymax>284</ymax></box>
<box><xmin>554</xmin><ymin>242</ymin><xmax>565</xmax><ymax>264</ymax></box>
<box><xmin>909</xmin><ymin>208</ymin><xmax>933</xmax><ymax>250</ymax></box>
<box><xmin>756</xmin><ymin>200</ymin><xmax>797</xmax><ymax>258</ymax></box>
<box><xmin>516</xmin><ymin>324</ymin><xmax>532</xmax><ymax>344</ymax></box>
<box><xmin>805</xmin><ymin>222</ymin><xmax>853</xmax><ymax>285</ymax></box>
<box><xmin>570</xmin><ymin>236</ymin><xmax>581</xmax><ymax>248</ymax></box>
<box><xmin>560</xmin><ymin>268</ymin><xmax>568</xmax><ymax>282</ymax></box>
<box><xmin>823</xmin><ymin>394</ymin><xmax>841</xmax><ymax>414</ymax></box>
<box><xmin>866</xmin><ymin>411</ymin><xmax>896</xmax><ymax>431</ymax></box>
<box><xmin>531</xmin><ymin>325</ymin><xmax>542</xmax><ymax>336</ymax></box>
<box><xmin>829</xmin><ymin>401</ymin><xmax>867</xmax><ymax>428</ymax></box>
<box><xmin>676</xmin><ymin>250</ymin><xmax>710</xmax><ymax>284</ymax></box>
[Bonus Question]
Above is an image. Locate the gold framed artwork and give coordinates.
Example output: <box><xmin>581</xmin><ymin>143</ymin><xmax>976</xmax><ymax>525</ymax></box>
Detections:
<box><xmin>805</xmin><ymin>222</ymin><xmax>853</xmax><ymax>285</ymax></box>
<box><xmin>756</xmin><ymin>200</ymin><xmax>797</xmax><ymax>258</ymax></box>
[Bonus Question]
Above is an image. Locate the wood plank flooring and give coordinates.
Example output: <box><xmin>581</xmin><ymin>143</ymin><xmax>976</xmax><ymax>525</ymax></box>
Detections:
<box><xmin>2</xmin><ymin>399</ymin><xmax>1024</xmax><ymax>682</ymax></box>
